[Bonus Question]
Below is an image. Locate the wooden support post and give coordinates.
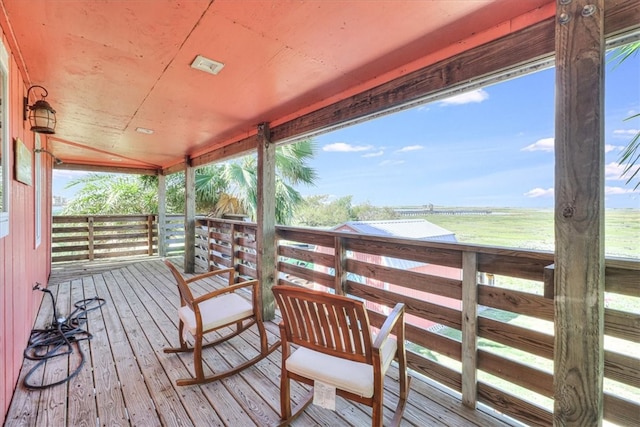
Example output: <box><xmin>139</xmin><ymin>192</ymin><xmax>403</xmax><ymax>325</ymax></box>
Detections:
<box><xmin>554</xmin><ymin>0</ymin><xmax>605</xmax><ymax>425</ymax></box>
<box><xmin>184</xmin><ymin>156</ymin><xmax>196</xmax><ymax>273</ymax></box>
<box><xmin>461</xmin><ymin>251</ymin><xmax>478</xmax><ymax>408</ymax></box>
<box><xmin>334</xmin><ymin>236</ymin><xmax>347</xmax><ymax>295</ymax></box>
<box><xmin>230</xmin><ymin>222</ymin><xmax>237</xmax><ymax>281</ymax></box>
<box><xmin>256</xmin><ymin>123</ymin><xmax>277</xmax><ymax>320</ymax></box>
<box><xmin>543</xmin><ymin>264</ymin><xmax>555</xmax><ymax>299</ymax></box>
<box><xmin>207</xmin><ymin>219</ymin><xmax>213</xmax><ymax>271</ymax></box>
<box><xmin>158</xmin><ymin>172</ymin><xmax>167</xmax><ymax>257</ymax></box>
<box><xmin>87</xmin><ymin>216</ymin><xmax>94</xmax><ymax>261</ymax></box>
<box><xmin>147</xmin><ymin>214</ymin><xmax>154</xmax><ymax>256</ymax></box>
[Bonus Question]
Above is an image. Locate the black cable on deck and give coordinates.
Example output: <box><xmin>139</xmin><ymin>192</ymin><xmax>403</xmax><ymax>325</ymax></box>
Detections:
<box><xmin>23</xmin><ymin>284</ymin><xmax>106</xmax><ymax>390</ymax></box>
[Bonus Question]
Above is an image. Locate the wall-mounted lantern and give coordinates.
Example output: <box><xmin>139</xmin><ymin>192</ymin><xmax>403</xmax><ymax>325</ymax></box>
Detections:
<box><xmin>24</xmin><ymin>85</ymin><xmax>57</xmax><ymax>134</ymax></box>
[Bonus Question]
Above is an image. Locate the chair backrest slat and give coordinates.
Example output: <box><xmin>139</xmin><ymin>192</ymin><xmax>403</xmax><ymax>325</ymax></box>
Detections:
<box><xmin>273</xmin><ymin>285</ymin><xmax>372</xmax><ymax>364</ymax></box>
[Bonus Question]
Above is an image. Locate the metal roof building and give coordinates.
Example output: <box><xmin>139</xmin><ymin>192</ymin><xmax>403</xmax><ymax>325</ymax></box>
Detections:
<box><xmin>334</xmin><ymin>219</ymin><xmax>457</xmax><ymax>243</ymax></box>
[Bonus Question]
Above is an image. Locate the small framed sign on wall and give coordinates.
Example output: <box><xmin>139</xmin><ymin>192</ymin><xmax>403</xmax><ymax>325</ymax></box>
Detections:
<box><xmin>15</xmin><ymin>137</ymin><xmax>32</xmax><ymax>186</ymax></box>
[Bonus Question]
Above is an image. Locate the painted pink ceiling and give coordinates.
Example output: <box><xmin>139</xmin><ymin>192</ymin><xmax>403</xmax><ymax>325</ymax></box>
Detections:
<box><xmin>4</xmin><ymin>0</ymin><xmax>552</xmax><ymax>170</ymax></box>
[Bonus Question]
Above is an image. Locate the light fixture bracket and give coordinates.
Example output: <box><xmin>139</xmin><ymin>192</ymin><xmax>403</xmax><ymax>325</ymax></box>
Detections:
<box><xmin>34</xmin><ymin>148</ymin><xmax>63</xmax><ymax>165</ymax></box>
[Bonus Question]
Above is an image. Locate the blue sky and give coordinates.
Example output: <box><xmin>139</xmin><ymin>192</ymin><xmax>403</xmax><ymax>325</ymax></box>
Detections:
<box><xmin>54</xmin><ymin>51</ymin><xmax>640</xmax><ymax>209</ymax></box>
<box><xmin>295</xmin><ymin>52</ymin><xmax>640</xmax><ymax>209</ymax></box>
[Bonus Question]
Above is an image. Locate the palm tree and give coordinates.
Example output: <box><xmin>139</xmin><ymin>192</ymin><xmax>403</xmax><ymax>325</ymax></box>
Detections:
<box><xmin>610</xmin><ymin>41</ymin><xmax>640</xmax><ymax>189</ymax></box>
<box><xmin>201</xmin><ymin>139</ymin><xmax>317</xmax><ymax>224</ymax></box>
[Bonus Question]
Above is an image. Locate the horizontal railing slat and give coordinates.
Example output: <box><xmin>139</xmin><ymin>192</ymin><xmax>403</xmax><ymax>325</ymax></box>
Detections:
<box><xmin>478</xmin><ymin>316</ymin><xmax>554</xmax><ymax>359</ymax></box>
<box><xmin>406</xmin><ymin>351</ymin><xmax>462</xmax><ymax>393</ymax></box>
<box><xmin>478</xmin><ymin>284</ymin><xmax>554</xmax><ymax>321</ymax></box>
<box><xmin>604</xmin><ymin>350</ymin><xmax>640</xmax><ymax>388</ymax></box>
<box><xmin>278</xmin><ymin>245</ymin><xmax>334</xmax><ymax>268</ymax></box>
<box><xmin>346</xmin><ymin>237</ymin><xmax>463</xmax><ymax>269</ymax></box>
<box><xmin>604</xmin><ymin>393</ymin><xmax>640</xmax><ymax>426</ymax></box>
<box><xmin>478</xmin><ymin>350</ymin><xmax>553</xmax><ymax>397</ymax></box>
<box><xmin>349</xmin><ymin>281</ymin><xmax>462</xmax><ymax>330</ymax></box>
<box><xmin>347</xmin><ymin>258</ymin><xmax>463</xmax><ymax>300</ymax></box>
<box><xmin>604</xmin><ymin>309</ymin><xmax>640</xmax><ymax>343</ymax></box>
<box><xmin>477</xmin><ymin>383</ymin><xmax>552</xmax><ymax>427</ymax></box>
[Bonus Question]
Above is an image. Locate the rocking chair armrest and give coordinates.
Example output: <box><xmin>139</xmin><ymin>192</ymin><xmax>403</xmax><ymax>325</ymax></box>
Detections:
<box><xmin>184</xmin><ymin>267</ymin><xmax>236</xmax><ymax>285</ymax></box>
<box><xmin>373</xmin><ymin>303</ymin><xmax>405</xmax><ymax>350</ymax></box>
<box><xmin>192</xmin><ymin>279</ymin><xmax>258</xmax><ymax>305</ymax></box>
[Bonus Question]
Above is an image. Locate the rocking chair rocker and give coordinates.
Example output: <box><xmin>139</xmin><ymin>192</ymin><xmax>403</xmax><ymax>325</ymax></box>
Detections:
<box><xmin>272</xmin><ymin>285</ymin><xmax>411</xmax><ymax>427</ymax></box>
<box><xmin>164</xmin><ymin>260</ymin><xmax>279</xmax><ymax>386</ymax></box>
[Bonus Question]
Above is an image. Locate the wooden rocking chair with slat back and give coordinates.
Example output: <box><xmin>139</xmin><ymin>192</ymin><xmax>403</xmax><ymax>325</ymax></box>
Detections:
<box><xmin>163</xmin><ymin>260</ymin><xmax>279</xmax><ymax>386</ymax></box>
<box><xmin>272</xmin><ymin>285</ymin><xmax>411</xmax><ymax>427</ymax></box>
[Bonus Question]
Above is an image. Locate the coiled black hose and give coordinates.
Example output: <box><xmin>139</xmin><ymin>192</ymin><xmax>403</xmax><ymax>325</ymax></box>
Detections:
<box><xmin>23</xmin><ymin>284</ymin><xmax>106</xmax><ymax>390</ymax></box>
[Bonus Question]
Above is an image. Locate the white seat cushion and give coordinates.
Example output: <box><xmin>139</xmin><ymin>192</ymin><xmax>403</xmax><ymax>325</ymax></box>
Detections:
<box><xmin>178</xmin><ymin>293</ymin><xmax>253</xmax><ymax>335</ymax></box>
<box><xmin>285</xmin><ymin>335</ymin><xmax>397</xmax><ymax>398</ymax></box>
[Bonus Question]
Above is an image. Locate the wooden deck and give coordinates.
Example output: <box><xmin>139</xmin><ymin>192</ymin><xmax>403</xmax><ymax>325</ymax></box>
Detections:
<box><xmin>5</xmin><ymin>258</ymin><xmax>516</xmax><ymax>427</ymax></box>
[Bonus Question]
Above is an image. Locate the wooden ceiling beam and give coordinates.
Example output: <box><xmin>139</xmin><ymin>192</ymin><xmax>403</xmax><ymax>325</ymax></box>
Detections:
<box><xmin>268</xmin><ymin>0</ymin><xmax>638</xmax><ymax>145</ymax></box>
<box><xmin>56</xmin><ymin>163</ymin><xmax>158</xmax><ymax>175</ymax></box>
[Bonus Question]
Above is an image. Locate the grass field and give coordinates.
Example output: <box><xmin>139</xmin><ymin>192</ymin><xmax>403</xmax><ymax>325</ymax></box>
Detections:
<box><xmin>415</xmin><ymin>207</ymin><xmax>639</xmax><ymax>407</ymax></box>
<box><xmin>422</xmin><ymin>207</ymin><xmax>639</xmax><ymax>259</ymax></box>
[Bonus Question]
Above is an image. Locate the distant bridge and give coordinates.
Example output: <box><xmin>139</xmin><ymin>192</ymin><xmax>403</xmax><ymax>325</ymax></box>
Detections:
<box><xmin>394</xmin><ymin>207</ymin><xmax>491</xmax><ymax>216</ymax></box>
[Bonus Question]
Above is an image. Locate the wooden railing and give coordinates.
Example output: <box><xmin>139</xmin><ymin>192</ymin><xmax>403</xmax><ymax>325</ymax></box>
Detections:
<box><xmin>163</xmin><ymin>214</ymin><xmax>186</xmax><ymax>257</ymax></box>
<box><xmin>195</xmin><ymin>217</ymin><xmax>640</xmax><ymax>427</ymax></box>
<box><xmin>52</xmin><ymin>214</ymin><xmax>185</xmax><ymax>262</ymax></box>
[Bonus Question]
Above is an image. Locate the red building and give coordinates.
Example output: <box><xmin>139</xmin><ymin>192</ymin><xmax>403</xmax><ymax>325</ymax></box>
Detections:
<box><xmin>329</xmin><ymin>220</ymin><xmax>462</xmax><ymax>330</ymax></box>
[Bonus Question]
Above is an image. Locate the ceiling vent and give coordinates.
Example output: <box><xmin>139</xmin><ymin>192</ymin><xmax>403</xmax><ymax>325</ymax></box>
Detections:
<box><xmin>191</xmin><ymin>55</ymin><xmax>225</xmax><ymax>75</ymax></box>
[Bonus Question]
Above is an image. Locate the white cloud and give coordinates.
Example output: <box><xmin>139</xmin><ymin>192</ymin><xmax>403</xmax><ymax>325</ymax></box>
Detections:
<box><xmin>439</xmin><ymin>89</ymin><xmax>489</xmax><ymax>106</ymax></box>
<box><xmin>362</xmin><ymin>150</ymin><xmax>384</xmax><ymax>158</ymax></box>
<box><xmin>605</xmin><ymin>186</ymin><xmax>638</xmax><ymax>195</ymax></box>
<box><xmin>396</xmin><ymin>145</ymin><xmax>423</xmax><ymax>153</ymax></box>
<box><xmin>605</xmin><ymin>162</ymin><xmax>627</xmax><ymax>181</ymax></box>
<box><xmin>323</xmin><ymin>142</ymin><xmax>373</xmax><ymax>152</ymax></box>
<box><xmin>605</xmin><ymin>144</ymin><xmax>624</xmax><ymax>153</ymax></box>
<box><xmin>522</xmin><ymin>137</ymin><xmax>554</xmax><ymax>152</ymax></box>
<box><xmin>522</xmin><ymin>139</ymin><xmax>624</xmax><ymax>153</ymax></box>
<box><xmin>524</xmin><ymin>187</ymin><xmax>554</xmax><ymax>198</ymax></box>
<box><xmin>379</xmin><ymin>160</ymin><xmax>405</xmax><ymax>166</ymax></box>
<box><xmin>613</xmin><ymin>129</ymin><xmax>639</xmax><ymax>137</ymax></box>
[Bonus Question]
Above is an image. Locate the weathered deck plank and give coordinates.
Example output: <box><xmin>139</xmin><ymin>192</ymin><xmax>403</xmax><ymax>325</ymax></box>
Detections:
<box><xmin>105</xmin><ymin>268</ymin><xmax>194</xmax><ymax>427</ymax></box>
<box><xmin>67</xmin><ymin>279</ymin><xmax>97</xmax><ymax>427</ymax></box>
<box><xmin>6</xmin><ymin>258</ymin><xmax>516</xmax><ymax>427</ymax></box>
<box><xmin>82</xmin><ymin>274</ymin><xmax>129</xmax><ymax>427</ymax></box>
<box><xmin>122</xmin><ymin>264</ymin><xmax>216</xmax><ymax>426</ymax></box>
<box><xmin>94</xmin><ymin>271</ymin><xmax>157</xmax><ymax>425</ymax></box>
<box><xmin>37</xmin><ymin>281</ymin><xmax>71</xmax><ymax>427</ymax></box>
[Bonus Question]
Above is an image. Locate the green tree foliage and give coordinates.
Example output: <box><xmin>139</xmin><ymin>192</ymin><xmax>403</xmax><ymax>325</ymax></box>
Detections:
<box><xmin>62</xmin><ymin>139</ymin><xmax>317</xmax><ymax>224</ymax></box>
<box><xmin>293</xmin><ymin>195</ymin><xmax>398</xmax><ymax>227</ymax></box>
<box><xmin>293</xmin><ymin>195</ymin><xmax>354</xmax><ymax>227</ymax></box>
<box><xmin>63</xmin><ymin>173</ymin><xmax>157</xmax><ymax>215</ymax></box>
<box><xmin>351</xmin><ymin>202</ymin><xmax>398</xmax><ymax>221</ymax></box>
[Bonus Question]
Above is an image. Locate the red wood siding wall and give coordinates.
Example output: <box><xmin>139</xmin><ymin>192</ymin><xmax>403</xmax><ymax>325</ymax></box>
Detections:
<box><xmin>0</xmin><ymin>27</ymin><xmax>51</xmax><ymax>424</ymax></box>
